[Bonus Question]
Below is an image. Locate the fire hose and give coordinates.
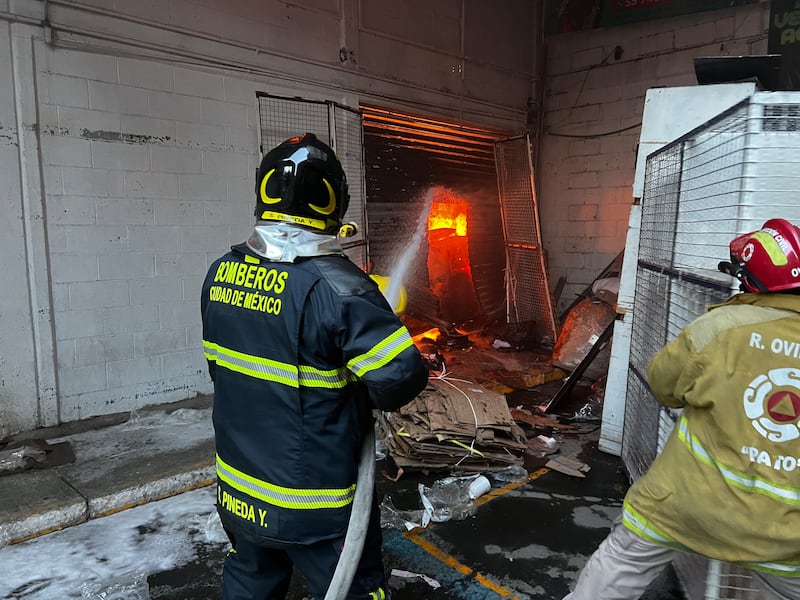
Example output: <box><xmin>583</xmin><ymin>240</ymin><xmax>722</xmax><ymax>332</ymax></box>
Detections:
<box><xmin>323</xmin><ymin>423</ymin><xmax>376</xmax><ymax>600</ymax></box>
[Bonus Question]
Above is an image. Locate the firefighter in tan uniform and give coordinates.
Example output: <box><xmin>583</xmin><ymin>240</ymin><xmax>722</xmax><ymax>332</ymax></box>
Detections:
<box><xmin>564</xmin><ymin>219</ymin><xmax>800</xmax><ymax>600</ymax></box>
<box><xmin>201</xmin><ymin>133</ymin><xmax>428</xmax><ymax>599</ymax></box>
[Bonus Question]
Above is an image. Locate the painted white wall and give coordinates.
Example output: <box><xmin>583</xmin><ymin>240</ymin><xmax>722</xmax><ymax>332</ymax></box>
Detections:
<box><xmin>599</xmin><ymin>82</ymin><xmax>757</xmax><ymax>456</ymax></box>
<box><xmin>539</xmin><ymin>2</ymin><xmax>770</xmax><ymax>314</ymax></box>
<box><xmin>0</xmin><ymin>0</ymin><xmax>538</xmax><ymax>435</ymax></box>
<box><xmin>0</xmin><ymin>20</ymin><xmax>59</xmax><ymax>436</ymax></box>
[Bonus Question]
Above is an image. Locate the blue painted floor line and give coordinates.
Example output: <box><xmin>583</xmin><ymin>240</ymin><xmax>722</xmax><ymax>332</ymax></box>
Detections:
<box><xmin>383</xmin><ymin>528</ymin><xmax>522</xmax><ymax>599</ymax></box>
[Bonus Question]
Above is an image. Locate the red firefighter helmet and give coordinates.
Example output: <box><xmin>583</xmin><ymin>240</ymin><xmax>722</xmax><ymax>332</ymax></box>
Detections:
<box><xmin>718</xmin><ymin>219</ymin><xmax>800</xmax><ymax>293</ymax></box>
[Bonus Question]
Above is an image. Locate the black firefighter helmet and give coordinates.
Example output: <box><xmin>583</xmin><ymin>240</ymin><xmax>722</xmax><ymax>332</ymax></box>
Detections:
<box><xmin>254</xmin><ymin>133</ymin><xmax>349</xmax><ymax>235</ymax></box>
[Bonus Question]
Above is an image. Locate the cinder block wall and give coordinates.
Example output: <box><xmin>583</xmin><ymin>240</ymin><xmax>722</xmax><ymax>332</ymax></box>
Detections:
<box><xmin>42</xmin><ymin>52</ymin><xmax>261</xmax><ymax>422</ymax></box>
<box><xmin>539</xmin><ymin>3</ymin><xmax>769</xmax><ymax>314</ymax></box>
<box><xmin>0</xmin><ymin>0</ymin><xmax>536</xmax><ymax>435</ymax></box>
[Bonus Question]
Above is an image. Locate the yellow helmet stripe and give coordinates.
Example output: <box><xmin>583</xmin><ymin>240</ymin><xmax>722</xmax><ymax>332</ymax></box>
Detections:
<box><xmin>259</xmin><ymin>169</ymin><xmax>282</xmax><ymax>204</ymax></box>
<box><xmin>752</xmin><ymin>231</ymin><xmax>789</xmax><ymax>266</ymax></box>
<box><xmin>308</xmin><ymin>178</ymin><xmax>337</xmax><ymax>215</ymax></box>
<box><xmin>258</xmin><ymin>210</ymin><xmax>327</xmax><ymax>231</ymax></box>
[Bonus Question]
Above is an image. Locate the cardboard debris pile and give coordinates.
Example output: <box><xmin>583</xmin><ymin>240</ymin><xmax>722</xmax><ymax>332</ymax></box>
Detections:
<box><xmin>378</xmin><ymin>377</ymin><xmax>527</xmax><ymax>472</ymax></box>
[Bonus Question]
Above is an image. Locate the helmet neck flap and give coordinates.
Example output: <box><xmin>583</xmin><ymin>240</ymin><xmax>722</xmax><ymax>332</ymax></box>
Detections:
<box><xmin>246</xmin><ymin>222</ymin><xmax>343</xmax><ymax>263</ymax></box>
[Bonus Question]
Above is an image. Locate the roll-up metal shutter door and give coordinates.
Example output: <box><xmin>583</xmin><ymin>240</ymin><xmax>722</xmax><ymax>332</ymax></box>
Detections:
<box><xmin>361</xmin><ymin>105</ymin><xmax>511</xmax><ymax>325</ymax></box>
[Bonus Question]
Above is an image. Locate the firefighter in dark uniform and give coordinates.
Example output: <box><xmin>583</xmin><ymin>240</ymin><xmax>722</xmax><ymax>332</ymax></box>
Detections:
<box><xmin>201</xmin><ymin>133</ymin><xmax>429</xmax><ymax>599</ymax></box>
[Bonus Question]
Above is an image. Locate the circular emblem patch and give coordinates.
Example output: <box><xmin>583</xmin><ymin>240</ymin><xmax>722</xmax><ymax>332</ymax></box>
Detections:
<box><xmin>766</xmin><ymin>391</ymin><xmax>800</xmax><ymax>423</ymax></box>
<box><xmin>743</xmin><ymin>368</ymin><xmax>800</xmax><ymax>442</ymax></box>
<box><xmin>742</xmin><ymin>242</ymin><xmax>755</xmax><ymax>262</ymax></box>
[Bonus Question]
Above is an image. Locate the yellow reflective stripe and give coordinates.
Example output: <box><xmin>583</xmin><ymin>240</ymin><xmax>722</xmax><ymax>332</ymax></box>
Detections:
<box><xmin>216</xmin><ymin>454</ymin><xmax>355</xmax><ymax>509</ymax></box>
<box><xmin>244</xmin><ymin>254</ymin><xmax>260</xmax><ymax>264</ymax></box>
<box><xmin>622</xmin><ymin>502</ymin><xmax>691</xmax><ymax>552</ymax></box>
<box><xmin>347</xmin><ymin>326</ymin><xmax>414</xmax><ymax>377</ymax></box>
<box><xmin>204</xmin><ymin>340</ymin><xmax>356</xmax><ymax>389</ymax></box>
<box><xmin>203</xmin><ymin>340</ymin><xmax>298</xmax><ymax>388</ymax></box>
<box><xmin>677</xmin><ymin>416</ymin><xmax>800</xmax><ymax>505</ymax></box>
<box><xmin>738</xmin><ymin>559</ymin><xmax>800</xmax><ymax>576</ymax></box>
<box><xmin>298</xmin><ymin>365</ymin><xmax>356</xmax><ymax>389</ymax></box>
<box><xmin>369</xmin><ymin>588</ymin><xmax>386</xmax><ymax>600</ymax></box>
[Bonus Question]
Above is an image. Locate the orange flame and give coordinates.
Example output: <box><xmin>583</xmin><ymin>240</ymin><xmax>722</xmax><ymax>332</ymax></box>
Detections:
<box><xmin>412</xmin><ymin>328</ymin><xmax>442</xmax><ymax>344</ymax></box>
<box><xmin>428</xmin><ymin>202</ymin><xmax>468</xmax><ymax>236</ymax></box>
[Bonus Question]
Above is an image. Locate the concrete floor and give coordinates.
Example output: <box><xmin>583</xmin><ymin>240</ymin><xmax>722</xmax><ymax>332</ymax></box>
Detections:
<box><xmin>145</xmin><ymin>384</ymin><xmax>685</xmax><ymax>599</ymax></box>
<box><xmin>1</xmin><ymin>328</ymin><xmax>686</xmax><ymax>599</ymax></box>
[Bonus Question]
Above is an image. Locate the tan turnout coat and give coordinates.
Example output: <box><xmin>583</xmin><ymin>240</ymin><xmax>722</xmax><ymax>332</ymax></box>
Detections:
<box><xmin>623</xmin><ymin>293</ymin><xmax>800</xmax><ymax>576</ymax></box>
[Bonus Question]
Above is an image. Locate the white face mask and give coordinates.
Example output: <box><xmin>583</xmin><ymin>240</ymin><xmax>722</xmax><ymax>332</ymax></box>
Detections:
<box><xmin>246</xmin><ymin>222</ymin><xmax>344</xmax><ymax>263</ymax></box>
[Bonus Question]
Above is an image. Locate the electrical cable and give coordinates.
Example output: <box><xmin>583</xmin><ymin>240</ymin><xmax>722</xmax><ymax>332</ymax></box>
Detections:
<box><xmin>430</xmin><ymin>365</ymin><xmax>482</xmax><ymax>467</ymax></box>
<box><xmin>546</xmin><ymin>122</ymin><xmax>642</xmax><ymax>139</ymax></box>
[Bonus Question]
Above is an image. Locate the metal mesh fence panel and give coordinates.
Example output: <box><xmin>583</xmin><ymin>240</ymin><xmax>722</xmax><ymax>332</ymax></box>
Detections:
<box><xmin>495</xmin><ymin>136</ymin><xmax>557</xmax><ymax>345</ymax></box>
<box><xmin>333</xmin><ymin>106</ymin><xmax>367</xmax><ymax>267</ymax></box>
<box><xmin>505</xmin><ymin>245</ymin><xmax>555</xmax><ymax>343</ymax></box>
<box><xmin>622</xmin><ymin>265</ymin><xmax>670</xmax><ymax>481</ymax></box>
<box><xmin>638</xmin><ymin>145</ymin><xmax>681</xmax><ymax>268</ymax></box>
<box><xmin>495</xmin><ymin>137</ymin><xmax>541</xmax><ymax>246</ymax></box>
<box><xmin>621</xmin><ymin>369</ymin><xmax>661</xmax><ymax>482</ymax></box>
<box><xmin>622</xmin><ymin>92</ymin><xmax>800</xmax><ymax>600</ymax></box>
<box><xmin>628</xmin><ymin>267</ymin><xmax>670</xmax><ymax>374</ymax></box>
<box><xmin>671</xmin><ymin>108</ymin><xmax>748</xmax><ymax>280</ymax></box>
<box><xmin>257</xmin><ymin>95</ymin><xmax>329</xmax><ymax>151</ymax></box>
<box><xmin>256</xmin><ymin>94</ymin><xmax>367</xmax><ymax>266</ymax></box>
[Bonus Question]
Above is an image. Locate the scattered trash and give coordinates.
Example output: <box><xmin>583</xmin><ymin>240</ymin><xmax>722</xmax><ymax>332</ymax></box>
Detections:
<box><xmin>574</xmin><ymin>399</ymin><xmax>603</xmax><ymax>421</ymax></box>
<box><xmin>412</xmin><ymin>328</ymin><xmax>447</xmax><ymax>372</ymax></box>
<box><xmin>468</xmin><ymin>475</ymin><xmax>491</xmax><ymax>500</ymax></box>
<box><xmin>381</xmin><ymin>473</ymin><xmax>491</xmax><ymax>530</ymax></box>
<box><xmin>378</xmin><ymin>377</ymin><xmax>526</xmax><ymax>472</ymax></box>
<box><xmin>203</xmin><ymin>511</ymin><xmax>228</xmax><ymax>544</ymax></box>
<box><xmin>546</xmin><ymin>455</ymin><xmax>591</xmax><ymax>478</ymax></box>
<box><xmin>0</xmin><ymin>446</ymin><xmax>46</xmax><ymax>475</ymax></box>
<box><xmin>120</xmin><ymin>408</ymin><xmax>207</xmax><ymax>430</ymax></box>
<box><xmin>418</xmin><ymin>475</ymin><xmax>481</xmax><ymax>524</ymax></box>
<box><xmin>381</xmin><ymin>462</ymin><xmax>404</xmax><ymax>482</ymax></box>
<box><xmin>390</xmin><ymin>569</ymin><xmax>442</xmax><ymax>589</ymax></box>
<box><xmin>510</xmin><ymin>407</ymin><xmax>578</xmax><ymax>433</ymax></box>
<box><xmin>526</xmin><ymin>435</ymin><xmax>559</xmax><ymax>458</ymax></box>
<box><xmin>374</xmin><ymin>423</ymin><xmax>387</xmax><ymax>461</ymax></box>
<box><xmin>80</xmin><ymin>570</ymin><xmax>150</xmax><ymax>599</ymax></box>
<box><xmin>588</xmin><ymin>376</ymin><xmax>606</xmax><ymax>402</ymax></box>
<box><xmin>379</xmin><ymin>495</ymin><xmax>425</xmax><ymax>531</ymax></box>
<box><xmin>445</xmin><ymin>332</ymin><xmax>471</xmax><ymax>350</ymax></box>
<box><xmin>591</xmin><ymin>277</ymin><xmax>620</xmax><ymax>306</ymax></box>
<box><xmin>484</xmin><ymin>320</ymin><xmax>539</xmax><ymax>351</ymax></box>
<box><xmin>488</xmin><ymin>464</ymin><xmax>529</xmax><ymax>483</ymax></box>
<box><xmin>552</xmin><ymin>298</ymin><xmax>615</xmax><ymax>381</ymax></box>
<box><xmin>0</xmin><ymin>438</ymin><xmax>75</xmax><ymax>475</ymax></box>
<box><xmin>485</xmin><ymin>366</ymin><xmax>566</xmax><ymax>392</ymax></box>
<box><xmin>573</xmin><ymin>376</ymin><xmax>606</xmax><ymax>421</ymax></box>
